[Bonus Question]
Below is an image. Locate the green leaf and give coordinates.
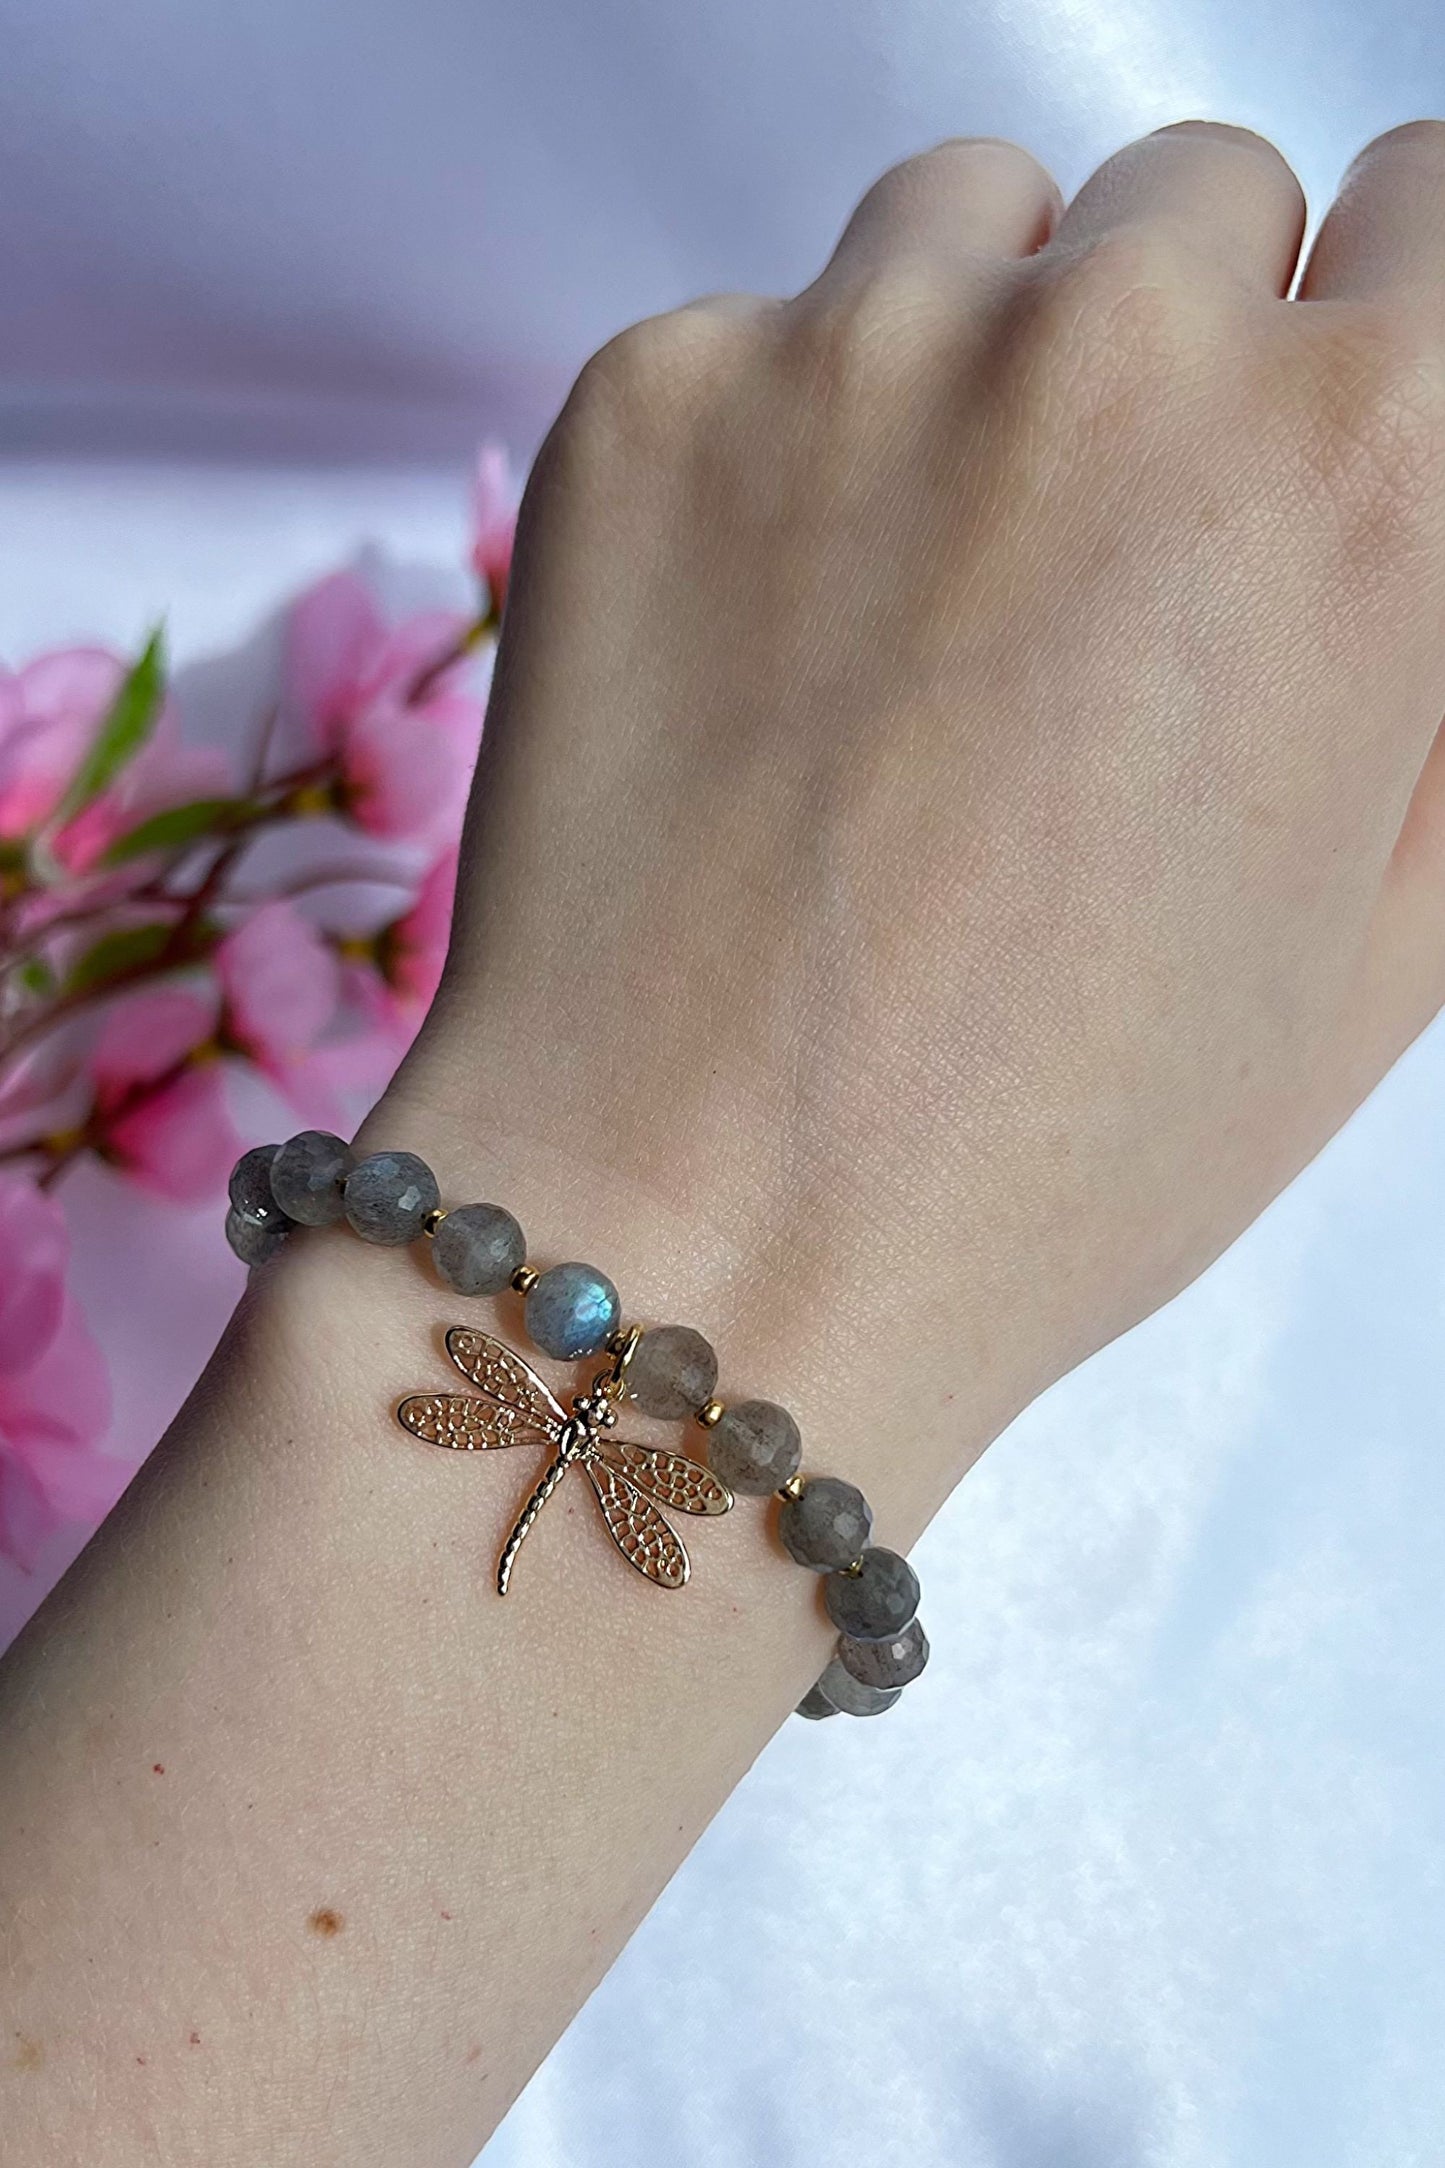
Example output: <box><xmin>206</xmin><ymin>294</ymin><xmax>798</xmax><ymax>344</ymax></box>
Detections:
<box><xmin>16</xmin><ymin>956</ymin><xmax>56</xmax><ymax>997</ymax></box>
<box><xmin>53</xmin><ymin>627</ymin><xmax>167</xmax><ymax>826</ymax></box>
<box><xmin>63</xmin><ymin>921</ymin><xmax>177</xmax><ymax>996</ymax></box>
<box><xmin>101</xmin><ymin>796</ymin><xmax>256</xmax><ymax>867</ymax></box>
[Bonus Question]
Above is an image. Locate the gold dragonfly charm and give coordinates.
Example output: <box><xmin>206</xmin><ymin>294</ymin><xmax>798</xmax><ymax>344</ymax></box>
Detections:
<box><xmin>396</xmin><ymin>1326</ymin><xmax>733</xmax><ymax>1594</ymax></box>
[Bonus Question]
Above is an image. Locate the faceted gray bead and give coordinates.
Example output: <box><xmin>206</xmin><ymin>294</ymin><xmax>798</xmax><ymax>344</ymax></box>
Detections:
<box><xmin>228</xmin><ymin>1143</ymin><xmax>284</xmax><ymax>1221</ymax></box>
<box><xmin>225</xmin><ymin>1205</ymin><xmax>290</xmax><ymax>1267</ymax></box>
<box><xmin>525</xmin><ymin>1262</ymin><xmax>621</xmax><ymax>1360</ymax></box>
<box><xmin>271</xmin><ymin>1130</ymin><xmax>356</xmax><ymax>1226</ymax></box>
<box><xmin>778</xmin><ymin>1475</ymin><xmax>873</xmax><ymax>1572</ymax></box>
<box><xmin>343</xmin><ymin>1150</ymin><xmax>440</xmax><ymax>1245</ymax></box>
<box><xmin>626</xmin><ymin>1325</ymin><xmax>718</xmax><ymax>1421</ymax></box>
<box><xmin>795</xmin><ymin>1683</ymin><xmax>840</xmax><ymax>1721</ymax></box>
<box><xmin>816</xmin><ymin>1657</ymin><xmax>901</xmax><ymax>1718</ymax></box>
<box><xmin>837</xmin><ymin>1617</ymin><xmax>929</xmax><ymax>1689</ymax></box>
<box><xmin>824</xmin><ymin>1547</ymin><xmax>921</xmax><ymax>1642</ymax></box>
<box><xmin>709</xmin><ymin>1399</ymin><xmax>801</xmax><ymax>1496</ymax></box>
<box><xmin>433</xmin><ymin>1203</ymin><xmax>526</xmax><ymax>1297</ymax></box>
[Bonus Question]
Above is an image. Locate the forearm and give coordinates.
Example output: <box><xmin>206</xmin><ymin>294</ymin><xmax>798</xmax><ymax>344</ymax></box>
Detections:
<box><xmin>0</xmin><ymin>1095</ymin><xmax>1026</xmax><ymax>2166</ymax></box>
<box><xmin>9</xmin><ymin>108</ymin><xmax>1445</xmax><ymax>2168</ymax></box>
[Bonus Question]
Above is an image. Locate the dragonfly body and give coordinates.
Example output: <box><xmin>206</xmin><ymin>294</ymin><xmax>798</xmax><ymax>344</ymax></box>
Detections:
<box><xmin>397</xmin><ymin>1326</ymin><xmax>733</xmax><ymax>1594</ymax></box>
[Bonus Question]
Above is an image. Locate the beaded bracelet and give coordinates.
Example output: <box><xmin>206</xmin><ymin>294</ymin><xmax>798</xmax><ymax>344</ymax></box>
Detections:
<box><xmin>226</xmin><ymin>1129</ymin><xmax>929</xmax><ymax>1721</ymax></box>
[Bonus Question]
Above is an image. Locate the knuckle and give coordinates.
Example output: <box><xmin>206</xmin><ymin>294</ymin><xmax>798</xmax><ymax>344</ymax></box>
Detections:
<box><xmin>780</xmin><ymin>267</ymin><xmax>958</xmax><ymax>414</ymax></box>
<box><xmin>1019</xmin><ymin>226</ymin><xmax>1223</xmax><ymax>394</ymax></box>
<box><xmin>1350</xmin><ymin>116</ymin><xmax>1445</xmax><ymax>167</ymax></box>
<box><xmin>1151</xmin><ymin>118</ymin><xmax>1296</xmax><ymax>167</ymax></box>
<box><xmin>901</xmin><ymin>133</ymin><xmax>1054</xmax><ymax>196</ymax></box>
<box><xmin>861</xmin><ymin>135</ymin><xmax>1053</xmax><ymax>219</ymax></box>
<box><xmin>562</xmin><ymin>308</ymin><xmax>749</xmax><ymax>446</ymax></box>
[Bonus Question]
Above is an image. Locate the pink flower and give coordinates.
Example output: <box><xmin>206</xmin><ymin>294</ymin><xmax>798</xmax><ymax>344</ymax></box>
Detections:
<box><xmin>0</xmin><ymin>1175</ymin><xmax>113</xmax><ymax>1570</ymax></box>
<box><xmin>216</xmin><ymin>901</ymin><xmax>341</xmax><ymax>1075</ymax></box>
<box><xmin>383</xmin><ymin>848</ymin><xmax>456</xmax><ymax>1013</ymax></box>
<box><xmin>89</xmin><ymin>988</ymin><xmax>242</xmax><ymax>1203</ymax></box>
<box><xmin>470</xmin><ymin>443</ymin><xmax>519</xmax><ymax>615</ymax></box>
<box><xmin>347</xmin><ymin>849</ymin><xmax>457</xmax><ymax>1046</ymax></box>
<box><xmin>56</xmin><ymin>724</ymin><xmax>231</xmax><ymax>875</ymax></box>
<box><xmin>0</xmin><ymin>644</ymin><xmax>231</xmax><ymax>875</ymax></box>
<box><xmin>0</xmin><ymin>649</ymin><xmax>121</xmax><ymax>837</ymax></box>
<box><xmin>284</xmin><ymin>573</ymin><xmax>481</xmax><ymax>849</ymax></box>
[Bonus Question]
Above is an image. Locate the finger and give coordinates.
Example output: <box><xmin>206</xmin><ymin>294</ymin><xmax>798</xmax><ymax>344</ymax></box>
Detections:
<box><xmin>809</xmin><ymin>137</ymin><xmax>1062</xmax><ymax>292</ymax></box>
<box><xmin>676</xmin><ymin>291</ymin><xmax>780</xmax><ymax>319</ymax></box>
<box><xmin>1049</xmin><ymin>120</ymin><xmax>1307</xmax><ymax>296</ymax></box>
<box><xmin>1298</xmin><ymin>120</ymin><xmax>1445</xmax><ymax>311</ymax></box>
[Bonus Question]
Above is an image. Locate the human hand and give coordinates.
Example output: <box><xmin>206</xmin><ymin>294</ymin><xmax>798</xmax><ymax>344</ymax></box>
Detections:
<box><xmin>389</xmin><ymin>119</ymin><xmax>1445</xmax><ymax>1508</ymax></box>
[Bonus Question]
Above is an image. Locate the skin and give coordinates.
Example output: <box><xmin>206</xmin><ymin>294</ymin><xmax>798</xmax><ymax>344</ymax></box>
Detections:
<box><xmin>5</xmin><ymin>116</ymin><xmax>1445</xmax><ymax>2164</ymax></box>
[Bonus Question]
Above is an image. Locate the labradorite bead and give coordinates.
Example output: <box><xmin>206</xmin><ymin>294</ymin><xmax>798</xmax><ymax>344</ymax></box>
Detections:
<box><xmin>343</xmin><ymin>1150</ymin><xmax>440</xmax><ymax>1245</ymax></box>
<box><xmin>816</xmin><ymin>1657</ymin><xmax>901</xmax><ymax>1718</ymax></box>
<box><xmin>271</xmin><ymin>1130</ymin><xmax>356</xmax><ymax>1226</ymax></box>
<box><xmin>433</xmin><ymin>1203</ymin><xmax>527</xmax><ymax>1297</ymax></box>
<box><xmin>626</xmin><ymin>1325</ymin><xmax>718</xmax><ymax>1421</ymax></box>
<box><xmin>225</xmin><ymin>1205</ymin><xmax>290</xmax><ymax>1267</ymax></box>
<box><xmin>778</xmin><ymin>1475</ymin><xmax>873</xmax><ymax>1572</ymax></box>
<box><xmin>709</xmin><ymin>1399</ymin><xmax>801</xmax><ymax>1496</ymax></box>
<box><xmin>228</xmin><ymin>1142</ymin><xmax>284</xmax><ymax>1222</ymax></box>
<box><xmin>823</xmin><ymin>1547</ymin><xmax>921</xmax><ymax>1642</ymax></box>
<box><xmin>795</xmin><ymin>1683</ymin><xmax>841</xmax><ymax>1721</ymax></box>
<box><xmin>525</xmin><ymin>1262</ymin><xmax>621</xmax><ymax>1361</ymax></box>
<box><xmin>837</xmin><ymin>1617</ymin><xmax>929</xmax><ymax>1689</ymax></box>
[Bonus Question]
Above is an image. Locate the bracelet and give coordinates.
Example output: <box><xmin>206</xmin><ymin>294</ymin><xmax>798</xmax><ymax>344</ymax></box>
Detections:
<box><xmin>226</xmin><ymin>1129</ymin><xmax>929</xmax><ymax>1721</ymax></box>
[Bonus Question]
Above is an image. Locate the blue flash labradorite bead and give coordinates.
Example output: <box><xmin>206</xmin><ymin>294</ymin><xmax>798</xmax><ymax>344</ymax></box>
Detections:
<box><xmin>225</xmin><ymin>1205</ymin><xmax>290</xmax><ymax>1267</ymax></box>
<box><xmin>432</xmin><ymin>1203</ymin><xmax>527</xmax><ymax>1297</ymax></box>
<box><xmin>823</xmin><ymin>1547</ymin><xmax>921</xmax><ymax>1643</ymax></box>
<box><xmin>836</xmin><ymin>1617</ymin><xmax>929</xmax><ymax>1689</ymax></box>
<box><xmin>525</xmin><ymin>1262</ymin><xmax>621</xmax><ymax>1361</ymax></box>
<box><xmin>271</xmin><ymin>1130</ymin><xmax>356</xmax><ymax>1225</ymax></box>
<box><xmin>816</xmin><ymin>1657</ymin><xmax>902</xmax><ymax>1717</ymax></box>
<box><xmin>228</xmin><ymin>1143</ymin><xmax>285</xmax><ymax>1222</ymax></box>
<box><xmin>343</xmin><ymin>1150</ymin><xmax>440</xmax><ymax>1245</ymax></box>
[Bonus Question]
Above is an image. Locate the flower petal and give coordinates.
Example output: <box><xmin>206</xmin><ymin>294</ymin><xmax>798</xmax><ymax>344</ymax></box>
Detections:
<box><xmin>285</xmin><ymin>572</ymin><xmax>387</xmax><ymax>750</ymax></box>
<box><xmin>92</xmin><ymin>987</ymin><xmax>218</xmax><ymax>1097</ymax></box>
<box><xmin>103</xmin><ymin>1062</ymin><xmax>242</xmax><ymax>1203</ymax></box>
<box><xmin>0</xmin><ymin>1175</ymin><xmax>69</xmax><ymax>1372</ymax></box>
<box><xmin>216</xmin><ymin>900</ymin><xmax>340</xmax><ymax>1070</ymax></box>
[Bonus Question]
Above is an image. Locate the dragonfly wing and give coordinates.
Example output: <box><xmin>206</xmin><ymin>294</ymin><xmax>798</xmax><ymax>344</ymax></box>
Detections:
<box><xmin>444</xmin><ymin>1327</ymin><xmax>568</xmax><ymax>1428</ymax></box>
<box><xmin>604</xmin><ymin>1440</ymin><xmax>733</xmax><ymax>1516</ymax></box>
<box><xmin>585</xmin><ymin>1455</ymin><xmax>690</xmax><ymax>1588</ymax></box>
<box><xmin>397</xmin><ymin>1392</ymin><xmax>550</xmax><ymax>1452</ymax></box>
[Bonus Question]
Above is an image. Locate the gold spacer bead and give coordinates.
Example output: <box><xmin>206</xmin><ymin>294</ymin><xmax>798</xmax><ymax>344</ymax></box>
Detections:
<box><xmin>511</xmin><ymin>1265</ymin><xmax>540</xmax><ymax>1295</ymax></box>
<box><xmin>777</xmin><ymin>1474</ymin><xmax>806</xmax><ymax>1503</ymax></box>
<box><xmin>695</xmin><ymin>1398</ymin><xmax>725</xmax><ymax>1429</ymax></box>
<box><xmin>607</xmin><ymin>1325</ymin><xmax>643</xmax><ymax>1394</ymax></box>
<box><xmin>843</xmin><ymin>1556</ymin><xmax>866</xmax><ymax>1578</ymax></box>
<box><xmin>421</xmin><ymin>1207</ymin><xmax>448</xmax><ymax>1237</ymax></box>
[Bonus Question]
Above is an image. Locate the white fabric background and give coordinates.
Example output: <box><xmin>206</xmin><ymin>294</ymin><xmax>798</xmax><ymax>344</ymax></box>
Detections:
<box><xmin>3</xmin><ymin>2</ymin><xmax>1445</xmax><ymax>2162</ymax></box>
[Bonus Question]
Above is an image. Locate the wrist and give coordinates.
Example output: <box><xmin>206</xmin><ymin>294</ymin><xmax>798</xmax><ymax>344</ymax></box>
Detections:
<box><xmin>317</xmin><ymin>1046</ymin><xmax>1058</xmax><ymax>1552</ymax></box>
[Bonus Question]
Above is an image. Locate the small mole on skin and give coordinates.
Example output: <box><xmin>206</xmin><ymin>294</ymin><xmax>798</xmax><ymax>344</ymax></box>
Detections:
<box><xmin>13</xmin><ymin>2036</ymin><xmax>44</xmax><ymax>2072</ymax></box>
<box><xmin>152</xmin><ymin>1763</ymin><xmax>165</xmax><ymax>1775</ymax></box>
<box><xmin>309</xmin><ymin>1907</ymin><xmax>345</xmax><ymax>1938</ymax></box>
<box><xmin>464</xmin><ymin>2045</ymin><xmax>485</xmax><ymax>2066</ymax></box>
<box><xmin>189</xmin><ymin>2031</ymin><xmax>201</xmax><ymax>2047</ymax></box>
<box><xmin>439</xmin><ymin>1910</ymin><xmax>452</xmax><ymax>1921</ymax></box>
<box><xmin>136</xmin><ymin>2056</ymin><xmax>147</xmax><ymax>2067</ymax></box>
